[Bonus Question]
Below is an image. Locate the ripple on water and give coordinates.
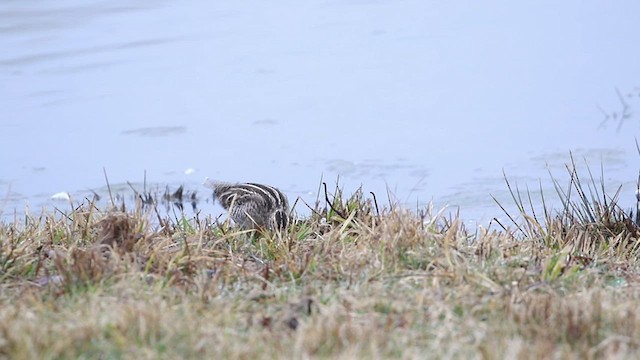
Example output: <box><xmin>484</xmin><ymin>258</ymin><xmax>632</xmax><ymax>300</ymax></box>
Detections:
<box><xmin>525</xmin><ymin>148</ymin><xmax>629</xmax><ymax>172</ymax></box>
<box><xmin>121</xmin><ymin>126</ymin><xmax>187</xmax><ymax>137</ymax></box>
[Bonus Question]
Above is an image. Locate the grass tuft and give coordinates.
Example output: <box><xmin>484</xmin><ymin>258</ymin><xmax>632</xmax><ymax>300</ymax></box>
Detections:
<box><xmin>1</xmin><ymin>170</ymin><xmax>640</xmax><ymax>358</ymax></box>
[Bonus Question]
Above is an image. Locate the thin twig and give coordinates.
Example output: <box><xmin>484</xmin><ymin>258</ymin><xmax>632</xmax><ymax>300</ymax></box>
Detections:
<box><xmin>370</xmin><ymin>191</ymin><xmax>380</xmax><ymax>216</ymax></box>
<box><xmin>103</xmin><ymin>167</ymin><xmax>115</xmax><ymax>207</ymax></box>
<box><xmin>323</xmin><ymin>182</ymin><xmax>346</xmax><ymax>219</ymax></box>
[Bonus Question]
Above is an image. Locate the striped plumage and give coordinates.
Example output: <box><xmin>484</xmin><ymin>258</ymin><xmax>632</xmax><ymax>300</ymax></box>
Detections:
<box><xmin>203</xmin><ymin>178</ymin><xmax>289</xmax><ymax>231</ymax></box>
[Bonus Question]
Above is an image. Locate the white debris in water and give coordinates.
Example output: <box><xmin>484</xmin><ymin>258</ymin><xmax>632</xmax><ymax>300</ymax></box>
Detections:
<box><xmin>203</xmin><ymin>177</ymin><xmax>215</xmax><ymax>188</ymax></box>
<box><xmin>51</xmin><ymin>192</ymin><xmax>70</xmax><ymax>201</ymax></box>
<box><xmin>185</xmin><ymin>168</ymin><xmax>196</xmax><ymax>175</ymax></box>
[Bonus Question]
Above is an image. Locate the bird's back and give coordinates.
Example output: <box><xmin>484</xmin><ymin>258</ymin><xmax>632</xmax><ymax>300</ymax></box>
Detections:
<box><xmin>204</xmin><ymin>178</ymin><xmax>289</xmax><ymax>230</ymax></box>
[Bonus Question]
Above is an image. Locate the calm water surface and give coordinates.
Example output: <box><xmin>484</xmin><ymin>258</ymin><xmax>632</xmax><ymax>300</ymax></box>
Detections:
<box><xmin>2</xmin><ymin>0</ymin><xmax>640</xmax><ymax>225</ymax></box>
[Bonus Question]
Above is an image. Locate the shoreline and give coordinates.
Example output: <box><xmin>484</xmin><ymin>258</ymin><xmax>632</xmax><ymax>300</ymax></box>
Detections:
<box><xmin>1</xmin><ymin>174</ymin><xmax>639</xmax><ymax>358</ymax></box>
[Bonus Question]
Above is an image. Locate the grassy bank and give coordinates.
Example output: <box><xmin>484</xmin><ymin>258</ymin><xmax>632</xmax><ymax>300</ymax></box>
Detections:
<box><xmin>1</xmin><ymin>176</ymin><xmax>640</xmax><ymax>359</ymax></box>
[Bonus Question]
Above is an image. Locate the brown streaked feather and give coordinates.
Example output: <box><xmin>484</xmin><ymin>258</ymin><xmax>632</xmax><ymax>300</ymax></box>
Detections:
<box><xmin>203</xmin><ymin>178</ymin><xmax>289</xmax><ymax>231</ymax></box>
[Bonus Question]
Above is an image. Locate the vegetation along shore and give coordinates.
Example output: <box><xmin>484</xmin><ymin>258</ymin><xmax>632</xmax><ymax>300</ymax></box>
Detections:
<box><xmin>1</xmin><ymin>160</ymin><xmax>640</xmax><ymax>359</ymax></box>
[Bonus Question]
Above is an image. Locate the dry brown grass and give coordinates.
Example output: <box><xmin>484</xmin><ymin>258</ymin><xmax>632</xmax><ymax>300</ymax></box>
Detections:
<box><xmin>1</xmin><ymin>181</ymin><xmax>640</xmax><ymax>359</ymax></box>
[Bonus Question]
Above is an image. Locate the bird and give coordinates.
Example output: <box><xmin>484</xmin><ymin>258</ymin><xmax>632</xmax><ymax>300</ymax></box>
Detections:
<box><xmin>203</xmin><ymin>178</ymin><xmax>290</xmax><ymax>231</ymax></box>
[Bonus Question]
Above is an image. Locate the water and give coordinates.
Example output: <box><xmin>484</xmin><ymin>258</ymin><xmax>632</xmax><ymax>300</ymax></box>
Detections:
<box><xmin>2</xmin><ymin>0</ymin><xmax>639</xmax><ymax>226</ymax></box>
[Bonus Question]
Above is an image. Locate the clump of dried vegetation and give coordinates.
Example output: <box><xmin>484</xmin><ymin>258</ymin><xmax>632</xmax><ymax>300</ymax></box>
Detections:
<box><xmin>1</xmin><ymin>164</ymin><xmax>640</xmax><ymax>359</ymax></box>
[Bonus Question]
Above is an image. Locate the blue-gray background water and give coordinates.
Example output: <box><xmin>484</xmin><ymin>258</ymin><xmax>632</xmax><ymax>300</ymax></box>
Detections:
<box><xmin>2</xmin><ymin>0</ymin><xmax>639</xmax><ymax>226</ymax></box>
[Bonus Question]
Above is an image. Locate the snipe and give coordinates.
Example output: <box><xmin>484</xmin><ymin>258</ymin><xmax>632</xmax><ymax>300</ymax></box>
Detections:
<box><xmin>203</xmin><ymin>178</ymin><xmax>290</xmax><ymax>231</ymax></box>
